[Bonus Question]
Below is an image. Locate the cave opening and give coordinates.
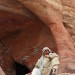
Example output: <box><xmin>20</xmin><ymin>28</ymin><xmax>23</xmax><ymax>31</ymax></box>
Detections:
<box><xmin>15</xmin><ymin>62</ymin><xmax>30</xmax><ymax>75</ymax></box>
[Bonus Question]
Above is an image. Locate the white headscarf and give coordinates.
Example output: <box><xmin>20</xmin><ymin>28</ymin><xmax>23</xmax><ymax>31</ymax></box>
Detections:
<box><xmin>42</xmin><ymin>47</ymin><xmax>52</xmax><ymax>53</ymax></box>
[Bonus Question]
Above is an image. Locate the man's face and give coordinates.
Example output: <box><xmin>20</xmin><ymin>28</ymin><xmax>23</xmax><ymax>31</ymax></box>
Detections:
<box><xmin>43</xmin><ymin>50</ymin><xmax>50</xmax><ymax>56</ymax></box>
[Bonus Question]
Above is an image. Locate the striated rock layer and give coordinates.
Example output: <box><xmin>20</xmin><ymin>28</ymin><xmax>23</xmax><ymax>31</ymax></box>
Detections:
<box><xmin>61</xmin><ymin>0</ymin><xmax>75</xmax><ymax>47</ymax></box>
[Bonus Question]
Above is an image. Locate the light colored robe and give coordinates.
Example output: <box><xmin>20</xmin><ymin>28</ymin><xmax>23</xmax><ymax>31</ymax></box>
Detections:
<box><xmin>32</xmin><ymin>53</ymin><xmax>60</xmax><ymax>75</ymax></box>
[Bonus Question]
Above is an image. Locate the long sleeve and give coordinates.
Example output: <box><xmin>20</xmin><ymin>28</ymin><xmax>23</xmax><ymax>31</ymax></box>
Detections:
<box><xmin>35</xmin><ymin>59</ymin><xmax>40</xmax><ymax>68</ymax></box>
<box><xmin>49</xmin><ymin>53</ymin><xmax>59</xmax><ymax>59</ymax></box>
<box><xmin>35</xmin><ymin>56</ymin><xmax>44</xmax><ymax>71</ymax></box>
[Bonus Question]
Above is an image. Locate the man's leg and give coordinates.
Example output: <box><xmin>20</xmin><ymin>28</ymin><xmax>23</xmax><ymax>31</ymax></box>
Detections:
<box><xmin>32</xmin><ymin>67</ymin><xmax>41</xmax><ymax>75</ymax></box>
<box><xmin>49</xmin><ymin>65</ymin><xmax>58</xmax><ymax>75</ymax></box>
<box><xmin>50</xmin><ymin>68</ymin><xmax>57</xmax><ymax>75</ymax></box>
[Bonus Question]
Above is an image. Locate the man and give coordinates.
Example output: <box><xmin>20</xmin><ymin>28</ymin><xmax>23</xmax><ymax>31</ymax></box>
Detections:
<box><xmin>31</xmin><ymin>47</ymin><xmax>60</xmax><ymax>75</ymax></box>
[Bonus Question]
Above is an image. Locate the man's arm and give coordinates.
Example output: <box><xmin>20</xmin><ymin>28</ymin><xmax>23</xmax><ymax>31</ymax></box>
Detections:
<box><xmin>45</xmin><ymin>53</ymin><xmax>59</xmax><ymax>59</ymax></box>
<box><xmin>35</xmin><ymin>59</ymin><xmax>40</xmax><ymax>68</ymax></box>
<box><xmin>49</xmin><ymin>53</ymin><xmax>59</xmax><ymax>59</ymax></box>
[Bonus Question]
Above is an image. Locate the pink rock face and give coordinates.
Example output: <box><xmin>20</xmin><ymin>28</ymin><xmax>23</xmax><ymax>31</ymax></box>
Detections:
<box><xmin>0</xmin><ymin>67</ymin><xmax>5</xmax><ymax>75</ymax></box>
<box><xmin>61</xmin><ymin>0</ymin><xmax>75</xmax><ymax>48</ymax></box>
<box><xmin>58</xmin><ymin>73</ymin><xmax>75</xmax><ymax>75</ymax></box>
<box><xmin>0</xmin><ymin>0</ymin><xmax>75</xmax><ymax>75</ymax></box>
<box><xmin>59</xmin><ymin>0</ymin><xmax>75</xmax><ymax>73</ymax></box>
<box><xmin>0</xmin><ymin>10</ymin><xmax>56</xmax><ymax>74</ymax></box>
<box><xmin>61</xmin><ymin>0</ymin><xmax>75</xmax><ymax>8</ymax></box>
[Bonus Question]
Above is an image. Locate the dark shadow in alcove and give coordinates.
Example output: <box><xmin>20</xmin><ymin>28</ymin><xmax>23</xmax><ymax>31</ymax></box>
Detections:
<box><xmin>15</xmin><ymin>62</ymin><xmax>30</xmax><ymax>75</ymax></box>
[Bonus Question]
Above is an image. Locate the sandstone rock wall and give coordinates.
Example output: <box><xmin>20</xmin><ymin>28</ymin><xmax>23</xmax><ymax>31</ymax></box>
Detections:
<box><xmin>0</xmin><ymin>0</ymin><xmax>75</xmax><ymax>74</ymax></box>
<box><xmin>0</xmin><ymin>10</ymin><xmax>57</xmax><ymax>74</ymax></box>
<box><xmin>61</xmin><ymin>0</ymin><xmax>75</xmax><ymax>47</ymax></box>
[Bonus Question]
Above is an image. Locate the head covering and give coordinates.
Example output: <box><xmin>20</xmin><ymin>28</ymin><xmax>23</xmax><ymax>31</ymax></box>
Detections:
<box><xmin>42</xmin><ymin>47</ymin><xmax>52</xmax><ymax>53</ymax></box>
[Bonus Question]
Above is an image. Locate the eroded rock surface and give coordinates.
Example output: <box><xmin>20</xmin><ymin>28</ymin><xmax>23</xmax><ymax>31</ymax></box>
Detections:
<box><xmin>0</xmin><ymin>0</ymin><xmax>75</xmax><ymax>75</ymax></box>
<box><xmin>59</xmin><ymin>0</ymin><xmax>75</xmax><ymax>73</ymax></box>
<box><xmin>58</xmin><ymin>73</ymin><xmax>75</xmax><ymax>75</ymax></box>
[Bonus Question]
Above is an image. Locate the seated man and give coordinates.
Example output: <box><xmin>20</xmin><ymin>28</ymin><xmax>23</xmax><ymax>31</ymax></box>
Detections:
<box><xmin>31</xmin><ymin>47</ymin><xmax>60</xmax><ymax>75</ymax></box>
